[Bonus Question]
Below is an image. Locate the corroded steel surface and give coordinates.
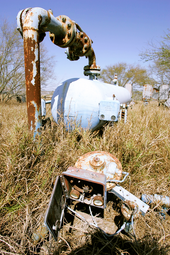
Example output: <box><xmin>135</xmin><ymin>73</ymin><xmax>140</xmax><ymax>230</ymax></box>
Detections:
<box><xmin>121</xmin><ymin>200</ymin><xmax>138</xmax><ymax>221</ymax></box>
<box><xmin>63</xmin><ymin>166</ymin><xmax>106</xmax><ymax>185</ymax></box>
<box><xmin>93</xmin><ymin>195</ymin><xmax>104</xmax><ymax>206</ymax></box>
<box><xmin>23</xmin><ymin>29</ymin><xmax>41</xmax><ymax>136</ymax></box>
<box><xmin>75</xmin><ymin>151</ymin><xmax>122</xmax><ymax>190</ymax></box>
<box><xmin>50</xmin><ymin>17</ymin><xmax>100</xmax><ymax>71</ymax></box>
<box><xmin>49</xmin><ymin>15</ymin><xmax>76</xmax><ymax>47</ymax></box>
<box><xmin>67</xmin><ymin>31</ymin><xmax>91</xmax><ymax>58</ymax></box>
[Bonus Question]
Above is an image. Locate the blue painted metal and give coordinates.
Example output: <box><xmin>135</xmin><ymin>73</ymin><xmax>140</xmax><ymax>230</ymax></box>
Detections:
<box><xmin>51</xmin><ymin>78</ymin><xmax>131</xmax><ymax>131</ymax></box>
<box><xmin>41</xmin><ymin>99</ymin><xmax>51</xmax><ymax>117</ymax></box>
<box><xmin>99</xmin><ymin>98</ymin><xmax>120</xmax><ymax>122</ymax></box>
<box><xmin>141</xmin><ymin>194</ymin><xmax>170</xmax><ymax>208</ymax></box>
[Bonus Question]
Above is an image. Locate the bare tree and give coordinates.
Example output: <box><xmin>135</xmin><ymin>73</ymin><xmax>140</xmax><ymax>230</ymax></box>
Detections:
<box><xmin>140</xmin><ymin>29</ymin><xmax>170</xmax><ymax>85</ymax></box>
<box><xmin>0</xmin><ymin>20</ymin><xmax>25</xmax><ymax>101</ymax></box>
<box><xmin>0</xmin><ymin>20</ymin><xmax>56</xmax><ymax>102</ymax></box>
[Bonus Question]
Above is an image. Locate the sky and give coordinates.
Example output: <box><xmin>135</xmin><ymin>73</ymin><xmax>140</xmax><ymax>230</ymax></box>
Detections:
<box><xmin>0</xmin><ymin>0</ymin><xmax>169</xmax><ymax>91</ymax></box>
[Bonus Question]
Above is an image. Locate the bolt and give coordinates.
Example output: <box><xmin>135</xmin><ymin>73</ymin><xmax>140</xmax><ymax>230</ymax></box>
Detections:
<box><xmin>84</xmin><ymin>37</ymin><xmax>88</xmax><ymax>43</ymax></box>
<box><xmin>80</xmin><ymin>32</ymin><xmax>84</xmax><ymax>38</ymax></box>
<box><xmin>62</xmin><ymin>17</ymin><xmax>66</xmax><ymax>23</ymax></box>
<box><xmin>67</xmin><ymin>23</ymin><xmax>71</xmax><ymax>29</ymax></box>
<box><xmin>94</xmin><ymin>156</ymin><xmax>100</xmax><ymax>162</ymax></box>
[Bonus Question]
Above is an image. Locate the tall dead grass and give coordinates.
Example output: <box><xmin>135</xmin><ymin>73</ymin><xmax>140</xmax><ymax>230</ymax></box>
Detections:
<box><xmin>0</xmin><ymin>101</ymin><xmax>170</xmax><ymax>254</ymax></box>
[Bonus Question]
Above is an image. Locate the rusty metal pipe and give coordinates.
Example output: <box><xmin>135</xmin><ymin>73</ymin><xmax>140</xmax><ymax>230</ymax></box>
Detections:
<box><xmin>17</xmin><ymin>8</ymin><xmax>72</xmax><ymax>37</ymax></box>
<box><xmin>17</xmin><ymin>7</ymin><xmax>99</xmax><ymax>136</ymax></box>
<box><xmin>23</xmin><ymin>29</ymin><xmax>41</xmax><ymax>137</ymax></box>
<box><xmin>17</xmin><ymin>8</ymin><xmax>76</xmax><ymax>137</ymax></box>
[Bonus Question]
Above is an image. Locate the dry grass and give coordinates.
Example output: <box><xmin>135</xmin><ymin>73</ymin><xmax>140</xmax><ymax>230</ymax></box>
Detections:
<box><xmin>0</xmin><ymin>100</ymin><xmax>170</xmax><ymax>254</ymax></box>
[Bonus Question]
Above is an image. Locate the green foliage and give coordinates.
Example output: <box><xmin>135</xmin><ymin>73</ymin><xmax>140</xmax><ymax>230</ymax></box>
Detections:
<box><xmin>100</xmin><ymin>62</ymin><xmax>153</xmax><ymax>87</ymax></box>
<box><xmin>0</xmin><ymin>19</ymin><xmax>55</xmax><ymax>102</ymax></box>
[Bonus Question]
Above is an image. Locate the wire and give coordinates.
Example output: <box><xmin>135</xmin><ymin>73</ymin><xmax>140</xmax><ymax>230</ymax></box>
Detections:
<box><xmin>89</xmin><ymin>205</ymin><xmax>98</xmax><ymax>227</ymax></box>
<box><xmin>66</xmin><ymin>206</ymin><xmax>91</xmax><ymax>227</ymax></box>
<box><xmin>67</xmin><ymin>205</ymin><xmax>126</xmax><ymax>238</ymax></box>
<box><xmin>106</xmin><ymin>171</ymin><xmax>129</xmax><ymax>183</ymax></box>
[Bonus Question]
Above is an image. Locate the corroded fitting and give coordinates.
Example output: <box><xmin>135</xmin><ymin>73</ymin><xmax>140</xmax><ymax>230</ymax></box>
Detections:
<box><xmin>70</xmin><ymin>189</ymin><xmax>80</xmax><ymax>199</ymax></box>
<box><xmin>121</xmin><ymin>200</ymin><xmax>138</xmax><ymax>221</ymax></box>
<box><xmin>93</xmin><ymin>195</ymin><xmax>104</xmax><ymax>206</ymax></box>
<box><xmin>89</xmin><ymin>156</ymin><xmax>105</xmax><ymax>170</ymax></box>
<box><xmin>49</xmin><ymin>15</ymin><xmax>76</xmax><ymax>48</ymax></box>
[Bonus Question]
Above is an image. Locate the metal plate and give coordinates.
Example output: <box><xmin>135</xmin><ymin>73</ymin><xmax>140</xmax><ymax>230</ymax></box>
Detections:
<box><xmin>143</xmin><ymin>84</ymin><xmax>153</xmax><ymax>100</ymax></box>
<box><xmin>44</xmin><ymin>176</ymin><xmax>65</xmax><ymax>241</ymax></box>
<box><xmin>109</xmin><ymin>185</ymin><xmax>149</xmax><ymax>215</ymax></box>
<box><xmin>99</xmin><ymin>100</ymin><xmax>120</xmax><ymax>121</ymax></box>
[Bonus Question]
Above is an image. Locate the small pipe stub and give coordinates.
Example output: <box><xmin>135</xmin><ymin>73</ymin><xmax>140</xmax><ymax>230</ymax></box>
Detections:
<box><xmin>84</xmin><ymin>65</ymin><xmax>101</xmax><ymax>79</ymax></box>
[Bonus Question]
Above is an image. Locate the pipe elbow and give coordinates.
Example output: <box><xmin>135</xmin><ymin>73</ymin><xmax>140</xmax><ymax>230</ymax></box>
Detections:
<box><xmin>17</xmin><ymin>7</ymin><xmax>54</xmax><ymax>35</ymax></box>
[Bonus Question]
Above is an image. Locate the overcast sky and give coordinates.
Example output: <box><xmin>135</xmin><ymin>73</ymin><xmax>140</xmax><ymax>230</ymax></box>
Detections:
<box><xmin>0</xmin><ymin>0</ymin><xmax>169</xmax><ymax>90</ymax></box>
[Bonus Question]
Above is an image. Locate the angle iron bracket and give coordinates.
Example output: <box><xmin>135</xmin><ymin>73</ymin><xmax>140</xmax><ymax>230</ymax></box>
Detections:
<box><xmin>109</xmin><ymin>185</ymin><xmax>149</xmax><ymax>215</ymax></box>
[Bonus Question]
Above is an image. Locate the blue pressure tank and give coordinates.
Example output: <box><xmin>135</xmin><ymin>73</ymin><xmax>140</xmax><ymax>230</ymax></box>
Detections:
<box><xmin>51</xmin><ymin>78</ymin><xmax>131</xmax><ymax>130</ymax></box>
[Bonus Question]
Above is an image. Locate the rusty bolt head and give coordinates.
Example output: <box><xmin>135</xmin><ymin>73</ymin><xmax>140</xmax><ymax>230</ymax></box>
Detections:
<box><xmin>80</xmin><ymin>32</ymin><xmax>84</xmax><ymax>38</ymax></box>
<box><xmin>94</xmin><ymin>156</ymin><xmax>100</xmax><ymax>162</ymax></box>
<box><xmin>62</xmin><ymin>17</ymin><xmax>66</xmax><ymax>23</ymax></box>
<box><xmin>84</xmin><ymin>37</ymin><xmax>88</xmax><ymax>43</ymax></box>
<box><xmin>67</xmin><ymin>23</ymin><xmax>72</xmax><ymax>29</ymax></box>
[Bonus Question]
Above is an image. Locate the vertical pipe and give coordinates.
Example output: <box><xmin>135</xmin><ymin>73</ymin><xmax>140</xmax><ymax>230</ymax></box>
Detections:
<box><xmin>23</xmin><ymin>29</ymin><xmax>41</xmax><ymax>137</ymax></box>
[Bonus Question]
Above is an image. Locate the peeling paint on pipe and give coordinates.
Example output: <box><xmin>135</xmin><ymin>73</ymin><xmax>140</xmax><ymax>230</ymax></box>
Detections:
<box><xmin>17</xmin><ymin>7</ymin><xmax>100</xmax><ymax>137</ymax></box>
<box><xmin>23</xmin><ymin>29</ymin><xmax>41</xmax><ymax>137</ymax></box>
